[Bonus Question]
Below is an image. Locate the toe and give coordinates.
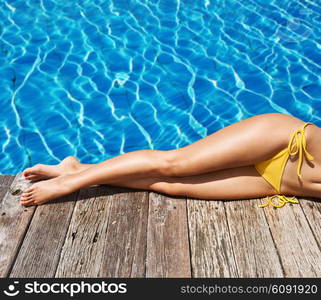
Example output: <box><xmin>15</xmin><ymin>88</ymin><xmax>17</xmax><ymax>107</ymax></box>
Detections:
<box><xmin>27</xmin><ymin>174</ymin><xmax>37</xmax><ymax>178</ymax></box>
<box><xmin>23</xmin><ymin>168</ymin><xmax>31</xmax><ymax>177</ymax></box>
<box><xmin>20</xmin><ymin>193</ymin><xmax>34</xmax><ymax>200</ymax></box>
<box><xmin>20</xmin><ymin>193</ymin><xmax>33</xmax><ymax>201</ymax></box>
<box><xmin>25</xmin><ymin>175</ymin><xmax>40</xmax><ymax>181</ymax></box>
<box><xmin>21</xmin><ymin>191</ymin><xmax>33</xmax><ymax>200</ymax></box>
<box><xmin>21</xmin><ymin>199</ymin><xmax>33</xmax><ymax>203</ymax></box>
<box><xmin>21</xmin><ymin>193</ymin><xmax>31</xmax><ymax>199</ymax></box>
<box><xmin>20</xmin><ymin>194</ymin><xmax>33</xmax><ymax>201</ymax></box>
<box><xmin>21</xmin><ymin>191</ymin><xmax>33</xmax><ymax>197</ymax></box>
<box><xmin>22</xmin><ymin>190</ymin><xmax>33</xmax><ymax>195</ymax></box>
<box><xmin>24</xmin><ymin>164</ymin><xmax>43</xmax><ymax>176</ymax></box>
<box><xmin>23</xmin><ymin>186</ymin><xmax>34</xmax><ymax>194</ymax></box>
<box><xmin>21</xmin><ymin>200</ymin><xmax>34</xmax><ymax>207</ymax></box>
<box><xmin>21</xmin><ymin>193</ymin><xmax>29</xmax><ymax>200</ymax></box>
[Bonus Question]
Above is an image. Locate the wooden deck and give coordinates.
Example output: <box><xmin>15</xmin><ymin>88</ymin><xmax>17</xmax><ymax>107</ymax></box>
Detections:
<box><xmin>1</xmin><ymin>174</ymin><xmax>321</xmax><ymax>278</ymax></box>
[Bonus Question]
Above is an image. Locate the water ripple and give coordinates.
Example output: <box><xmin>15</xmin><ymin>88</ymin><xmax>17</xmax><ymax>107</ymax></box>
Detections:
<box><xmin>0</xmin><ymin>0</ymin><xmax>320</xmax><ymax>174</ymax></box>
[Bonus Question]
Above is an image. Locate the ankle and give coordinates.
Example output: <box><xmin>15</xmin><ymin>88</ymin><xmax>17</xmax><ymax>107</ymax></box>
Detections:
<box><xmin>58</xmin><ymin>174</ymin><xmax>81</xmax><ymax>193</ymax></box>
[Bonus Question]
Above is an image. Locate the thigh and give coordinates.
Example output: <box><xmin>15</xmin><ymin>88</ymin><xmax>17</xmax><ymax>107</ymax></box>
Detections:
<box><xmin>168</xmin><ymin>113</ymin><xmax>304</xmax><ymax>176</ymax></box>
<box><xmin>111</xmin><ymin>166</ymin><xmax>278</xmax><ymax>200</ymax></box>
<box><xmin>162</xmin><ymin>166</ymin><xmax>278</xmax><ymax>200</ymax></box>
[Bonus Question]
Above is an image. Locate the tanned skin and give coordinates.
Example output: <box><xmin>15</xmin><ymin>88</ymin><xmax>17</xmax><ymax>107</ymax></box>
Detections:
<box><xmin>20</xmin><ymin>113</ymin><xmax>321</xmax><ymax>206</ymax></box>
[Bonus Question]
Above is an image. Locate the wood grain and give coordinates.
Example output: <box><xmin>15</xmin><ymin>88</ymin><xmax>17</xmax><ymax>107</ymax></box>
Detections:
<box><xmin>55</xmin><ymin>185</ymin><xmax>112</xmax><ymax>277</ymax></box>
<box><xmin>187</xmin><ymin>199</ymin><xmax>238</xmax><ymax>277</ymax></box>
<box><xmin>2</xmin><ymin>175</ymin><xmax>321</xmax><ymax>278</ymax></box>
<box><xmin>99</xmin><ymin>187</ymin><xmax>149</xmax><ymax>277</ymax></box>
<box><xmin>225</xmin><ymin>199</ymin><xmax>284</xmax><ymax>277</ymax></box>
<box><xmin>0</xmin><ymin>175</ymin><xmax>15</xmax><ymax>203</ymax></box>
<box><xmin>56</xmin><ymin>186</ymin><xmax>149</xmax><ymax>278</ymax></box>
<box><xmin>264</xmin><ymin>200</ymin><xmax>321</xmax><ymax>277</ymax></box>
<box><xmin>10</xmin><ymin>191</ymin><xmax>77</xmax><ymax>277</ymax></box>
<box><xmin>300</xmin><ymin>198</ymin><xmax>321</xmax><ymax>249</ymax></box>
<box><xmin>146</xmin><ymin>193</ymin><xmax>191</xmax><ymax>277</ymax></box>
<box><xmin>0</xmin><ymin>174</ymin><xmax>34</xmax><ymax>277</ymax></box>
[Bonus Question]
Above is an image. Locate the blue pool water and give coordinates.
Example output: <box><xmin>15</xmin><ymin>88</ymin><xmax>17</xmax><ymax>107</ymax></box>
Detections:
<box><xmin>1</xmin><ymin>0</ymin><xmax>321</xmax><ymax>174</ymax></box>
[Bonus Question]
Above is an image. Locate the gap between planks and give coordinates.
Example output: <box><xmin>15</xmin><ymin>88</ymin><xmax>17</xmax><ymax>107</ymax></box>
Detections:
<box><xmin>0</xmin><ymin>174</ymin><xmax>34</xmax><ymax>277</ymax></box>
<box><xmin>2</xmin><ymin>175</ymin><xmax>321</xmax><ymax>278</ymax></box>
<box><xmin>187</xmin><ymin>197</ymin><xmax>321</xmax><ymax>278</ymax></box>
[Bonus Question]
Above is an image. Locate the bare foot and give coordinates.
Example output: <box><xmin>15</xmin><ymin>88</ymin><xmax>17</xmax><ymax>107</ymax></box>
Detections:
<box><xmin>20</xmin><ymin>175</ymin><xmax>75</xmax><ymax>206</ymax></box>
<box><xmin>23</xmin><ymin>156</ymin><xmax>81</xmax><ymax>181</ymax></box>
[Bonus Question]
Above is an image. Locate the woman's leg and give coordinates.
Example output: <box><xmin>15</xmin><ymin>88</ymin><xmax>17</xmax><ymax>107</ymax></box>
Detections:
<box><xmin>24</xmin><ymin>113</ymin><xmax>304</xmax><ymax>182</ymax></box>
<box><xmin>20</xmin><ymin>113</ymin><xmax>304</xmax><ymax>205</ymax></box>
<box><xmin>20</xmin><ymin>165</ymin><xmax>278</xmax><ymax>206</ymax></box>
<box><xmin>105</xmin><ymin>165</ymin><xmax>279</xmax><ymax>199</ymax></box>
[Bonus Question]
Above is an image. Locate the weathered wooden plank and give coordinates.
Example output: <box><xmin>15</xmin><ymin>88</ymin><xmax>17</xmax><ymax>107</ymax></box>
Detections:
<box><xmin>225</xmin><ymin>199</ymin><xmax>284</xmax><ymax>277</ymax></box>
<box><xmin>0</xmin><ymin>176</ymin><xmax>3</xmax><ymax>191</ymax></box>
<box><xmin>10</xmin><ymin>191</ymin><xmax>78</xmax><ymax>277</ymax></box>
<box><xmin>300</xmin><ymin>198</ymin><xmax>321</xmax><ymax>249</ymax></box>
<box><xmin>0</xmin><ymin>176</ymin><xmax>15</xmax><ymax>203</ymax></box>
<box><xmin>99</xmin><ymin>187</ymin><xmax>149</xmax><ymax>277</ymax></box>
<box><xmin>0</xmin><ymin>174</ymin><xmax>34</xmax><ymax>277</ymax></box>
<box><xmin>55</xmin><ymin>185</ymin><xmax>112</xmax><ymax>277</ymax></box>
<box><xmin>0</xmin><ymin>174</ymin><xmax>16</xmax><ymax>276</ymax></box>
<box><xmin>187</xmin><ymin>199</ymin><xmax>238</xmax><ymax>277</ymax></box>
<box><xmin>55</xmin><ymin>186</ymin><xmax>149</xmax><ymax>278</ymax></box>
<box><xmin>146</xmin><ymin>193</ymin><xmax>191</xmax><ymax>277</ymax></box>
<box><xmin>264</xmin><ymin>199</ymin><xmax>321</xmax><ymax>277</ymax></box>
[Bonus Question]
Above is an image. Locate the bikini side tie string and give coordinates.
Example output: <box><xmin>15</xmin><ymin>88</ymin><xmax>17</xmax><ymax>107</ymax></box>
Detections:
<box><xmin>259</xmin><ymin>195</ymin><xmax>299</xmax><ymax>208</ymax></box>
<box><xmin>287</xmin><ymin>124</ymin><xmax>314</xmax><ymax>178</ymax></box>
<box><xmin>259</xmin><ymin>123</ymin><xmax>314</xmax><ymax>208</ymax></box>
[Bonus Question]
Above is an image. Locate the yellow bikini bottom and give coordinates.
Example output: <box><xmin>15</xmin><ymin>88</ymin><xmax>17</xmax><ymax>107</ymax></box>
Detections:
<box><xmin>254</xmin><ymin>122</ymin><xmax>314</xmax><ymax>208</ymax></box>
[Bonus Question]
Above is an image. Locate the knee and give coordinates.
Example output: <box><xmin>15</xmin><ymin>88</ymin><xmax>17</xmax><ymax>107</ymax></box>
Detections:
<box><xmin>157</xmin><ymin>150</ymin><xmax>185</xmax><ymax>177</ymax></box>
